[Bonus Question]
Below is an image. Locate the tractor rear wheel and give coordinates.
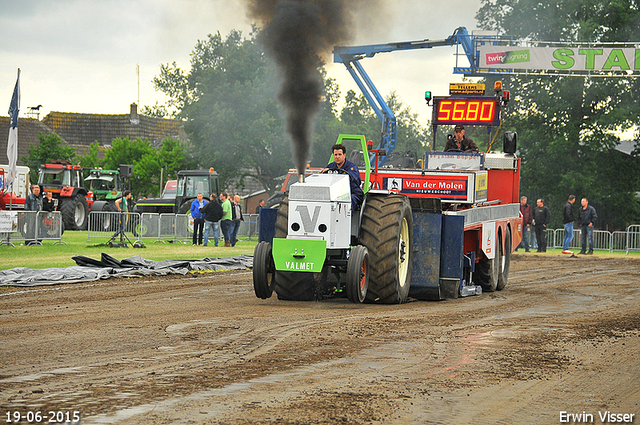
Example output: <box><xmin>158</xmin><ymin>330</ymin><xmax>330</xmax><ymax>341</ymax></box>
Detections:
<box><xmin>273</xmin><ymin>196</ymin><xmax>323</xmax><ymax>301</ymax></box>
<box><xmin>497</xmin><ymin>227</ymin><xmax>511</xmax><ymax>291</ymax></box>
<box><xmin>346</xmin><ymin>245</ymin><xmax>369</xmax><ymax>303</ymax></box>
<box><xmin>60</xmin><ymin>194</ymin><xmax>88</xmax><ymax>231</ymax></box>
<box><xmin>253</xmin><ymin>241</ymin><xmax>275</xmax><ymax>299</ymax></box>
<box><xmin>359</xmin><ymin>194</ymin><xmax>413</xmax><ymax>304</ymax></box>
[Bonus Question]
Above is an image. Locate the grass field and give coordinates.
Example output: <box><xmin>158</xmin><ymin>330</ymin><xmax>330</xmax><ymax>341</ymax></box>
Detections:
<box><xmin>0</xmin><ymin>231</ymin><xmax>256</xmax><ymax>271</ymax></box>
<box><xmin>1</xmin><ymin>231</ymin><xmax>638</xmax><ymax>271</ymax></box>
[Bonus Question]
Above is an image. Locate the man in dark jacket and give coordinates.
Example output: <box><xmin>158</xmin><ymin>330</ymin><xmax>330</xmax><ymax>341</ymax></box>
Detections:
<box><xmin>24</xmin><ymin>184</ymin><xmax>42</xmax><ymax>245</ymax></box>
<box><xmin>444</xmin><ymin>125</ymin><xmax>479</xmax><ymax>153</ymax></box>
<box><xmin>562</xmin><ymin>195</ymin><xmax>576</xmax><ymax>254</ymax></box>
<box><xmin>200</xmin><ymin>193</ymin><xmax>223</xmax><ymax>247</ymax></box>
<box><xmin>533</xmin><ymin>198</ymin><xmax>551</xmax><ymax>252</ymax></box>
<box><xmin>516</xmin><ymin>196</ymin><xmax>533</xmax><ymax>252</ymax></box>
<box><xmin>24</xmin><ymin>184</ymin><xmax>42</xmax><ymax>212</ymax></box>
<box><xmin>577</xmin><ymin>197</ymin><xmax>597</xmax><ymax>255</ymax></box>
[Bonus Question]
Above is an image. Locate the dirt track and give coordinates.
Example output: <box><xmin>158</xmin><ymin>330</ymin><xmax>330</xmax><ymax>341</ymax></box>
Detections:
<box><xmin>1</xmin><ymin>254</ymin><xmax>639</xmax><ymax>424</ymax></box>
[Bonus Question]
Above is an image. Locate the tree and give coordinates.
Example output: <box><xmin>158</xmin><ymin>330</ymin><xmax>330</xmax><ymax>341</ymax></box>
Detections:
<box><xmin>76</xmin><ymin>141</ymin><xmax>102</xmax><ymax>170</ymax></box>
<box><xmin>150</xmin><ymin>29</ymin><xmax>432</xmax><ymax>191</ymax></box>
<box><xmin>100</xmin><ymin>136</ymin><xmax>194</xmax><ymax>198</ymax></box>
<box><xmin>152</xmin><ymin>30</ymin><xmax>293</xmax><ymax>192</ymax></box>
<box><xmin>102</xmin><ymin>137</ymin><xmax>156</xmax><ymax>197</ymax></box>
<box><xmin>24</xmin><ymin>133</ymin><xmax>76</xmax><ymax>182</ymax></box>
<box><xmin>334</xmin><ymin>89</ymin><xmax>429</xmax><ymax>165</ymax></box>
<box><xmin>140</xmin><ymin>102</ymin><xmax>170</xmax><ymax>119</ymax></box>
<box><xmin>476</xmin><ymin>0</ymin><xmax>640</xmax><ymax>228</ymax></box>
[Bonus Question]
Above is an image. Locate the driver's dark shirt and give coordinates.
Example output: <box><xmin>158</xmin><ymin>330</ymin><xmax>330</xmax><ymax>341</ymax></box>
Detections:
<box><xmin>326</xmin><ymin>159</ymin><xmax>364</xmax><ymax>210</ymax></box>
<box><xmin>444</xmin><ymin>136</ymin><xmax>479</xmax><ymax>152</ymax></box>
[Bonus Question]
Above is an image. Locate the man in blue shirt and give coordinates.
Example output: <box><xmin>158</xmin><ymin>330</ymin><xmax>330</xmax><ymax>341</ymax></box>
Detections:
<box><xmin>190</xmin><ymin>192</ymin><xmax>207</xmax><ymax>245</ymax></box>
<box><xmin>323</xmin><ymin>144</ymin><xmax>364</xmax><ymax>211</ymax></box>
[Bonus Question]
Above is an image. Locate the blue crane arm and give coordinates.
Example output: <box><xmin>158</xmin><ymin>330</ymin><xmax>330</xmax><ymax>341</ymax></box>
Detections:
<box><xmin>333</xmin><ymin>27</ymin><xmax>474</xmax><ymax>65</ymax></box>
<box><xmin>333</xmin><ymin>27</ymin><xmax>476</xmax><ymax>166</ymax></box>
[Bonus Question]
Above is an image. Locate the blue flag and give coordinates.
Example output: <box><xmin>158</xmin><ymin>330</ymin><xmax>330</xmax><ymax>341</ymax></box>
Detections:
<box><xmin>6</xmin><ymin>68</ymin><xmax>20</xmax><ymax>188</ymax></box>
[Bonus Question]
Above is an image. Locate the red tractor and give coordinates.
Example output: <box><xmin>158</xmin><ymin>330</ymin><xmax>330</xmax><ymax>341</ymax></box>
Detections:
<box><xmin>38</xmin><ymin>162</ymin><xmax>93</xmax><ymax>230</ymax></box>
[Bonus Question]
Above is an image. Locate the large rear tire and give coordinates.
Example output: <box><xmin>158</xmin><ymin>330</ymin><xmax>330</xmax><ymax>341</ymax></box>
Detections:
<box><xmin>359</xmin><ymin>194</ymin><xmax>413</xmax><ymax>304</ymax></box>
<box><xmin>497</xmin><ymin>227</ymin><xmax>511</xmax><ymax>291</ymax></box>
<box><xmin>253</xmin><ymin>241</ymin><xmax>275</xmax><ymax>299</ymax></box>
<box><xmin>60</xmin><ymin>194</ymin><xmax>88</xmax><ymax>231</ymax></box>
<box><xmin>273</xmin><ymin>196</ymin><xmax>323</xmax><ymax>301</ymax></box>
<box><xmin>346</xmin><ymin>245</ymin><xmax>369</xmax><ymax>303</ymax></box>
<box><xmin>90</xmin><ymin>201</ymin><xmax>116</xmax><ymax>232</ymax></box>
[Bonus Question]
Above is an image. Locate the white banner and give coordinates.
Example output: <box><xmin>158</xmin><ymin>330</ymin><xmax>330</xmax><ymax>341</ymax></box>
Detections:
<box><xmin>479</xmin><ymin>46</ymin><xmax>640</xmax><ymax>72</ymax></box>
<box><xmin>482</xmin><ymin>221</ymin><xmax>496</xmax><ymax>260</ymax></box>
<box><xmin>0</xmin><ymin>211</ymin><xmax>17</xmax><ymax>232</ymax></box>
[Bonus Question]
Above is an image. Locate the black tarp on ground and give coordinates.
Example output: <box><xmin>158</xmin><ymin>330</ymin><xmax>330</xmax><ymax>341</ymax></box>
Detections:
<box><xmin>0</xmin><ymin>253</ymin><xmax>253</xmax><ymax>287</ymax></box>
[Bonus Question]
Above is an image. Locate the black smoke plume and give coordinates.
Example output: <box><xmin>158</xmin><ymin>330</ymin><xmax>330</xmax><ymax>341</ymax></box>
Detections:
<box><xmin>247</xmin><ymin>0</ymin><xmax>355</xmax><ymax>174</ymax></box>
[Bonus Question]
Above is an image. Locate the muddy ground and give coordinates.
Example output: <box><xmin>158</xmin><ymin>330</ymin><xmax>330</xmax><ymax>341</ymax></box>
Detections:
<box><xmin>1</xmin><ymin>254</ymin><xmax>639</xmax><ymax>425</ymax></box>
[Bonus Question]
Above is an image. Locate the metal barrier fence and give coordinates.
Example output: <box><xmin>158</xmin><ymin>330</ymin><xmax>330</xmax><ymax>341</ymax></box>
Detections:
<box><xmin>627</xmin><ymin>225</ymin><xmax>640</xmax><ymax>255</ymax></box>
<box><xmin>547</xmin><ymin>226</ymin><xmax>640</xmax><ymax>254</ymax></box>
<box><xmin>87</xmin><ymin>211</ymin><xmax>141</xmax><ymax>243</ymax></box>
<box><xmin>85</xmin><ymin>212</ymin><xmax>260</xmax><ymax>244</ymax></box>
<box><xmin>0</xmin><ymin>211</ymin><xmax>65</xmax><ymax>246</ymax></box>
<box><xmin>237</xmin><ymin>214</ymin><xmax>258</xmax><ymax>242</ymax></box>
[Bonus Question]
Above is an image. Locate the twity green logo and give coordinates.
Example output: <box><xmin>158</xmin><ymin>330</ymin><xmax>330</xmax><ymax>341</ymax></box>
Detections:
<box><xmin>486</xmin><ymin>49</ymin><xmax>530</xmax><ymax>65</ymax></box>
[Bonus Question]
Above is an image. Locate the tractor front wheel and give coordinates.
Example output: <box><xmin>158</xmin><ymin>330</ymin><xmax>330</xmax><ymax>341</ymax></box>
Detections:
<box><xmin>253</xmin><ymin>241</ymin><xmax>275</xmax><ymax>299</ymax></box>
<box><xmin>346</xmin><ymin>245</ymin><xmax>369</xmax><ymax>303</ymax></box>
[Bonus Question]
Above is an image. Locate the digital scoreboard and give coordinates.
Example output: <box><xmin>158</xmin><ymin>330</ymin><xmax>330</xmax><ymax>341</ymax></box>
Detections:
<box><xmin>432</xmin><ymin>97</ymin><xmax>501</xmax><ymax>127</ymax></box>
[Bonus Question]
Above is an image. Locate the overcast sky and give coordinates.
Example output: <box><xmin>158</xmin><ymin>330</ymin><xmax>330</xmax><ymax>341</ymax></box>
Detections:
<box><xmin>0</xmin><ymin>0</ymin><xmax>484</xmax><ymax>125</ymax></box>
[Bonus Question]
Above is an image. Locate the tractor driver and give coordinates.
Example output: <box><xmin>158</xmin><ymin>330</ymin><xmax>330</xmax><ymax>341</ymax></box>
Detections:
<box><xmin>444</xmin><ymin>125</ymin><xmax>479</xmax><ymax>153</ymax></box>
<box><xmin>322</xmin><ymin>144</ymin><xmax>364</xmax><ymax>211</ymax></box>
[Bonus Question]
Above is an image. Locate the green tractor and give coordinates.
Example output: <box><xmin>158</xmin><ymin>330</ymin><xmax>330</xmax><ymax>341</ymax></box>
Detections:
<box><xmin>84</xmin><ymin>168</ymin><xmax>123</xmax><ymax>231</ymax></box>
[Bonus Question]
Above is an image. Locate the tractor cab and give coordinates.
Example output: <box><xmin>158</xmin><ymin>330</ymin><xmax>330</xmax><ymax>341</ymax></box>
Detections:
<box><xmin>84</xmin><ymin>169</ymin><xmax>121</xmax><ymax>202</ymax></box>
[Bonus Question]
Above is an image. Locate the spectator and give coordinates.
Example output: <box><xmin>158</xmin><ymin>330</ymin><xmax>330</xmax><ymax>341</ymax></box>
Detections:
<box><xmin>42</xmin><ymin>191</ymin><xmax>57</xmax><ymax>212</ymax></box>
<box><xmin>533</xmin><ymin>198</ymin><xmax>551</xmax><ymax>253</ymax></box>
<box><xmin>230</xmin><ymin>195</ymin><xmax>244</xmax><ymax>247</ymax></box>
<box><xmin>255</xmin><ymin>199</ymin><xmax>265</xmax><ymax>214</ymax></box>
<box><xmin>201</xmin><ymin>193</ymin><xmax>223</xmax><ymax>247</ymax></box>
<box><xmin>190</xmin><ymin>192</ymin><xmax>207</xmax><ymax>246</ymax></box>
<box><xmin>516</xmin><ymin>196</ymin><xmax>532</xmax><ymax>252</ymax></box>
<box><xmin>444</xmin><ymin>125</ymin><xmax>479</xmax><ymax>152</ymax></box>
<box><xmin>24</xmin><ymin>184</ymin><xmax>42</xmax><ymax>245</ymax></box>
<box><xmin>114</xmin><ymin>190</ymin><xmax>132</xmax><ymax>236</ymax></box>
<box><xmin>562</xmin><ymin>195</ymin><xmax>576</xmax><ymax>254</ymax></box>
<box><xmin>25</xmin><ymin>184</ymin><xmax>42</xmax><ymax>212</ymax></box>
<box><xmin>577</xmin><ymin>198</ymin><xmax>597</xmax><ymax>255</ymax></box>
<box><xmin>219</xmin><ymin>192</ymin><xmax>233</xmax><ymax>247</ymax></box>
<box><xmin>115</xmin><ymin>190</ymin><xmax>132</xmax><ymax>213</ymax></box>
<box><xmin>40</xmin><ymin>190</ymin><xmax>57</xmax><ymax>238</ymax></box>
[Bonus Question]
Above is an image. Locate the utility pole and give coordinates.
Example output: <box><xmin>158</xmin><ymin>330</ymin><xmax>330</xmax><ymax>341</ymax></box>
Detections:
<box><xmin>136</xmin><ymin>64</ymin><xmax>140</xmax><ymax>107</ymax></box>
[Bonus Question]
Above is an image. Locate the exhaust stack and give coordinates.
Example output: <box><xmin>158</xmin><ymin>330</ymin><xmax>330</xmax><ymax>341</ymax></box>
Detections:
<box><xmin>298</xmin><ymin>173</ymin><xmax>305</xmax><ymax>183</ymax></box>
